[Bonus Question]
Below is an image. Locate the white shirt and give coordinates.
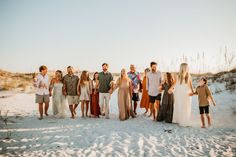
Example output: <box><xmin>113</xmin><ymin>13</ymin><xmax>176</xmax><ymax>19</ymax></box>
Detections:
<box><xmin>34</xmin><ymin>74</ymin><xmax>50</xmax><ymax>95</ymax></box>
<box><xmin>146</xmin><ymin>71</ymin><xmax>162</xmax><ymax>96</ymax></box>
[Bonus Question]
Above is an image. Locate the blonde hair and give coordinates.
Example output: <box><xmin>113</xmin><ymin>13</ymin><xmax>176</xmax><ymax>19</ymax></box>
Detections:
<box><xmin>178</xmin><ymin>63</ymin><xmax>191</xmax><ymax>85</ymax></box>
<box><xmin>120</xmin><ymin>68</ymin><xmax>127</xmax><ymax>78</ymax></box>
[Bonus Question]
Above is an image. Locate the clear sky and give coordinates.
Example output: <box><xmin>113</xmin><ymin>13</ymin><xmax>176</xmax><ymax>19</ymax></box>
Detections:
<box><xmin>0</xmin><ymin>0</ymin><xmax>236</xmax><ymax>73</ymax></box>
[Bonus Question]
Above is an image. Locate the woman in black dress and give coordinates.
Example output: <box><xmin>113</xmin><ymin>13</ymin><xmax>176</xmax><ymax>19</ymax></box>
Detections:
<box><xmin>157</xmin><ymin>72</ymin><xmax>174</xmax><ymax>123</ymax></box>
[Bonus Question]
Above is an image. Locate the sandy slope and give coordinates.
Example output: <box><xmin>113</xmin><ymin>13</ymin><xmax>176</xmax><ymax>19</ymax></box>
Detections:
<box><xmin>0</xmin><ymin>90</ymin><xmax>236</xmax><ymax>157</ymax></box>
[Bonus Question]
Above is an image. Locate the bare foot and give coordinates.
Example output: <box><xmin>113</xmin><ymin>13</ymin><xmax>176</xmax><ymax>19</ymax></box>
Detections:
<box><xmin>38</xmin><ymin>117</ymin><xmax>43</xmax><ymax>120</ymax></box>
<box><xmin>45</xmin><ymin>113</ymin><xmax>49</xmax><ymax>116</ymax></box>
<box><xmin>143</xmin><ymin>111</ymin><xmax>148</xmax><ymax>116</ymax></box>
<box><xmin>148</xmin><ymin>114</ymin><xmax>152</xmax><ymax>117</ymax></box>
<box><xmin>132</xmin><ymin>115</ymin><xmax>136</xmax><ymax>118</ymax></box>
<box><xmin>201</xmin><ymin>125</ymin><xmax>206</xmax><ymax>128</ymax></box>
<box><xmin>70</xmin><ymin>116</ymin><xmax>75</xmax><ymax>119</ymax></box>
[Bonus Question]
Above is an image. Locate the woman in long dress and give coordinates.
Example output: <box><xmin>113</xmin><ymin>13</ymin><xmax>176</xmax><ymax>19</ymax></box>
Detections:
<box><xmin>168</xmin><ymin>63</ymin><xmax>194</xmax><ymax>126</ymax></box>
<box><xmin>49</xmin><ymin>70</ymin><xmax>66</xmax><ymax>118</ymax></box>
<box><xmin>114</xmin><ymin>68</ymin><xmax>135</xmax><ymax>121</ymax></box>
<box><xmin>140</xmin><ymin>68</ymin><xmax>150</xmax><ymax>115</ymax></box>
<box><xmin>90</xmin><ymin>72</ymin><xmax>100</xmax><ymax>118</ymax></box>
<box><xmin>157</xmin><ymin>72</ymin><xmax>174</xmax><ymax>123</ymax></box>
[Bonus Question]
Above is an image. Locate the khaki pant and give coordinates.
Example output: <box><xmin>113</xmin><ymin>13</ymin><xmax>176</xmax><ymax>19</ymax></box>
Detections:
<box><xmin>35</xmin><ymin>94</ymin><xmax>50</xmax><ymax>104</ymax></box>
<box><xmin>99</xmin><ymin>93</ymin><xmax>110</xmax><ymax>118</ymax></box>
<box><xmin>67</xmin><ymin>96</ymin><xmax>80</xmax><ymax>105</ymax></box>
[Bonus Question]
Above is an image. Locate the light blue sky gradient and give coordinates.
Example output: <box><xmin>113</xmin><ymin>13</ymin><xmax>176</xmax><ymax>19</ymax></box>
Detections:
<box><xmin>0</xmin><ymin>0</ymin><xmax>236</xmax><ymax>73</ymax></box>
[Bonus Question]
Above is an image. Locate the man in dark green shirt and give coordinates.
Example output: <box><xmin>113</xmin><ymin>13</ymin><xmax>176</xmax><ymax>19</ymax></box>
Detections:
<box><xmin>98</xmin><ymin>63</ymin><xmax>113</xmax><ymax>119</ymax></box>
<box><xmin>63</xmin><ymin>66</ymin><xmax>80</xmax><ymax>119</ymax></box>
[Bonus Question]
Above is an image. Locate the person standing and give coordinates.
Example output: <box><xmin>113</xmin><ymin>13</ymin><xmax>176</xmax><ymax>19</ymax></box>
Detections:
<box><xmin>168</xmin><ymin>63</ymin><xmax>194</xmax><ymax>127</ymax></box>
<box><xmin>140</xmin><ymin>68</ymin><xmax>151</xmax><ymax>115</ymax></box>
<box><xmin>127</xmin><ymin>64</ymin><xmax>141</xmax><ymax>115</ymax></box>
<box><xmin>193</xmin><ymin>77</ymin><xmax>216</xmax><ymax>128</ymax></box>
<box><xmin>114</xmin><ymin>68</ymin><xmax>135</xmax><ymax>121</ymax></box>
<box><xmin>157</xmin><ymin>72</ymin><xmax>174</xmax><ymax>123</ymax></box>
<box><xmin>90</xmin><ymin>72</ymin><xmax>100</xmax><ymax>118</ymax></box>
<box><xmin>146</xmin><ymin>62</ymin><xmax>162</xmax><ymax>121</ymax></box>
<box><xmin>33</xmin><ymin>65</ymin><xmax>50</xmax><ymax>120</ymax></box>
<box><xmin>63</xmin><ymin>66</ymin><xmax>80</xmax><ymax>119</ymax></box>
<box><xmin>78</xmin><ymin>70</ymin><xmax>92</xmax><ymax>118</ymax></box>
<box><xmin>49</xmin><ymin>70</ymin><xmax>66</xmax><ymax>118</ymax></box>
<box><xmin>98</xmin><ymin>63</ymin><xmax>113</xmax><ymax>119</ymax></box>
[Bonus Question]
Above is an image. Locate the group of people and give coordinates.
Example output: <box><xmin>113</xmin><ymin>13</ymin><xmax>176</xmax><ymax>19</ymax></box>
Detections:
<box><xmin>33</xmin><ymin>62</ymin><xmax>216</xmax><ymax>128</ymax></box>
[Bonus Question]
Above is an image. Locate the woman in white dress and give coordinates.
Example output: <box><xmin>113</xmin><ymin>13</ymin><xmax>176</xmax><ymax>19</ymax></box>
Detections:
<box><xmin>78</xmin><ymin>71</ymin><xmax>92</xmax><ymax>118</ymax></box>
<box><xmin>168</xmin><ymin>63</ymin><xmax>194</xmax><ymax>127</ymax></box>
<box><xmin>49</xmin><ymin>70</ymin><xmax>66</xmax><ymax>118</ymax></box>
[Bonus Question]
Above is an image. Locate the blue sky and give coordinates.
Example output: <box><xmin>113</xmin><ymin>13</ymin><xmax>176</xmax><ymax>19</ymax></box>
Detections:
<box><xmin>0</xmin><ymin>0</ymin><xmax>236</xmax><ymax>73</ymax></box>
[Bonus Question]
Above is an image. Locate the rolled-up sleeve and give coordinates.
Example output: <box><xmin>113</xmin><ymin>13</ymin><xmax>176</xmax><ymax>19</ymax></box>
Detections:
<box><xmin>33</xmin><ymin>75</ymin><xmax>40</xmax><ymax>87</ymax></box>
<box><xmin>206</xmin><ymin>86</ymin><xmax>212</xmax><ymax>97</ymax></box>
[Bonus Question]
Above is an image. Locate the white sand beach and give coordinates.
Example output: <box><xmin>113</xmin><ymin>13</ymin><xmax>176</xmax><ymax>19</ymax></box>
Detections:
<box><xmin>0</xmin><ymin>80</ymin><xmax>236</xmax><ymax>157</ymax></box>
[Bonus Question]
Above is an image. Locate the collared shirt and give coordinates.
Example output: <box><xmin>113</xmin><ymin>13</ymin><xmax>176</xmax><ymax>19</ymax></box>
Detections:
<box><xmin>98</xmin><ymin>71</ymin><xmax>113</xmax><ymax>93</ymax></box>
<box><xmin>63</xmin><ymin>74</ymin><xmax>79</xmax><ymax>96</ymax></box>
<box><xmin>34</xmin><ymin>74</ymin><xmax>50</xmax><ymax>95</ymax></box>
<box><xmin>127</xmin><ymin>71</ymin><xmax>141</xmax><ymax>93</ymax></box>
<box><xmin>146</xmin><ymin>71</ymin><xmax>162</xmax><ymax>96</ymax></box>
<box><xmin>195</xmin><ymin>84</ymin><xmax>212</xmax><ymax>107</ymax></box>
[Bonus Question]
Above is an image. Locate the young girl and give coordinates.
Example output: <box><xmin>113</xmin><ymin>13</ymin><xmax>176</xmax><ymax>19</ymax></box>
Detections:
<box><xmin>78</xmin><ymin>71</ymin><xmax>92</xmax><ymax>118</ymax></box>
<box><xmin>157</xmin><ymin>72</ymin><xmax>174</xmax><ymax>123</ymax></box>
<box><xmin>49</xmin><ymin>70</ymin><xmax>66</xmax><ymax>118</ymax></box>
<box><xmin>193</xmin><ymin>77</ymin><xmax>216</xmax><ymax>128</ymax></box>
<box><xmin>140</xmin><ymin>68</ymin><xmax>150</xmax><ymax>115</ymax></box>
<box><xmin>90</xmin><ymin>72</ymin><xmax>100</xmax><ymax>118</ymax></box>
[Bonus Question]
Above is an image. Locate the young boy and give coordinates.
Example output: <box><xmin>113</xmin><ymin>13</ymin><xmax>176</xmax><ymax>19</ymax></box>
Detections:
<box><xmin>193</xmin><ymin>77</ymin><xmax>216</xmax><ymax>128</ymax></box>
<box><xmin>33</xmin><ymin>65</ymin><xmax>50</xmax><ymax>120</ymax></box>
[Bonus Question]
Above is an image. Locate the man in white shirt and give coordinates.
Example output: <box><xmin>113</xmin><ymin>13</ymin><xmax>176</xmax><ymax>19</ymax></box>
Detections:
<box><xmin>146</xmin><ymin>62</ymin><xmax>162</xmax><ymax>121</ymax></box>
<box><xmin>33</xmin><ymin>65</ymin><xmax>50</xmax><ymax>120</ymax></box>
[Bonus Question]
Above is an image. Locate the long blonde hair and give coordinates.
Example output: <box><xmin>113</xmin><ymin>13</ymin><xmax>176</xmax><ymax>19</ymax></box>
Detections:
<box><xmin>117</xmin><ymin>68</ymin><xmax>128</xmax><ymax>86</ymax></box>
<box><xmin>178</xmin><ymin>63</ymin><xmax>190</xmax><ymax>85</ymax></box>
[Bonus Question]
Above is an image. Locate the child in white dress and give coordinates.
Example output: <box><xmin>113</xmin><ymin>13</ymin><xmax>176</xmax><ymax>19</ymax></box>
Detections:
<box><xmin>78</xmin><ymin>71</ymin><xmax>92</xmax><ymax>118</ymax></box>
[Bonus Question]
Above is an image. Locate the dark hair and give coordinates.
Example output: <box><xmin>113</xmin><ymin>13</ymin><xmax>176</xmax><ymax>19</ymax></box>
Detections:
<box><xmin>102</xmin><ymin>63</ymin><xmax>108</xmax><ymax>67</ymax></box>
<box><xmin>166</xmin><ymin>72</ymin><xmax>174</xmax><ymax>87</ymax></box>
<box><xmin>93</xmin><ymin>72</ymin><xmax>99</xmax><ymax>81</ymax></box>
<box><xmin>201</xmin><ymin>77</ymin><xmax>208</xmax><ymax>84</ymax></box>
<box><xmin>39</xmin><ymin>65</ymin><xmax>47</xmax><ymax>72</ymax></box>
<box><xmin>56</xmin><ymin>70</ymin><xmax>63</xmax><ymax>81</ymax></box>
<box><xmin>145</xmin><ymin>68</ymin><xmax>150</xmax><ymax>73</ymax></box>
<box><xmin>150</xmin><ymin>62</ymin><xmax>157</xmax><ymax>67</ymax></box>
<box><xmin>67</xmin><ymin>66</ymin><xmax>72</xmax><ymax>69</ymax></box>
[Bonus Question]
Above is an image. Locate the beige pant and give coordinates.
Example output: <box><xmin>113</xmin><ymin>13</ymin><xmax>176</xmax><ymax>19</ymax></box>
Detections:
<box><xmin>99</xmin><ymin>93</ymin><xmax>110</xmax><ymax>118</ymax></box>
